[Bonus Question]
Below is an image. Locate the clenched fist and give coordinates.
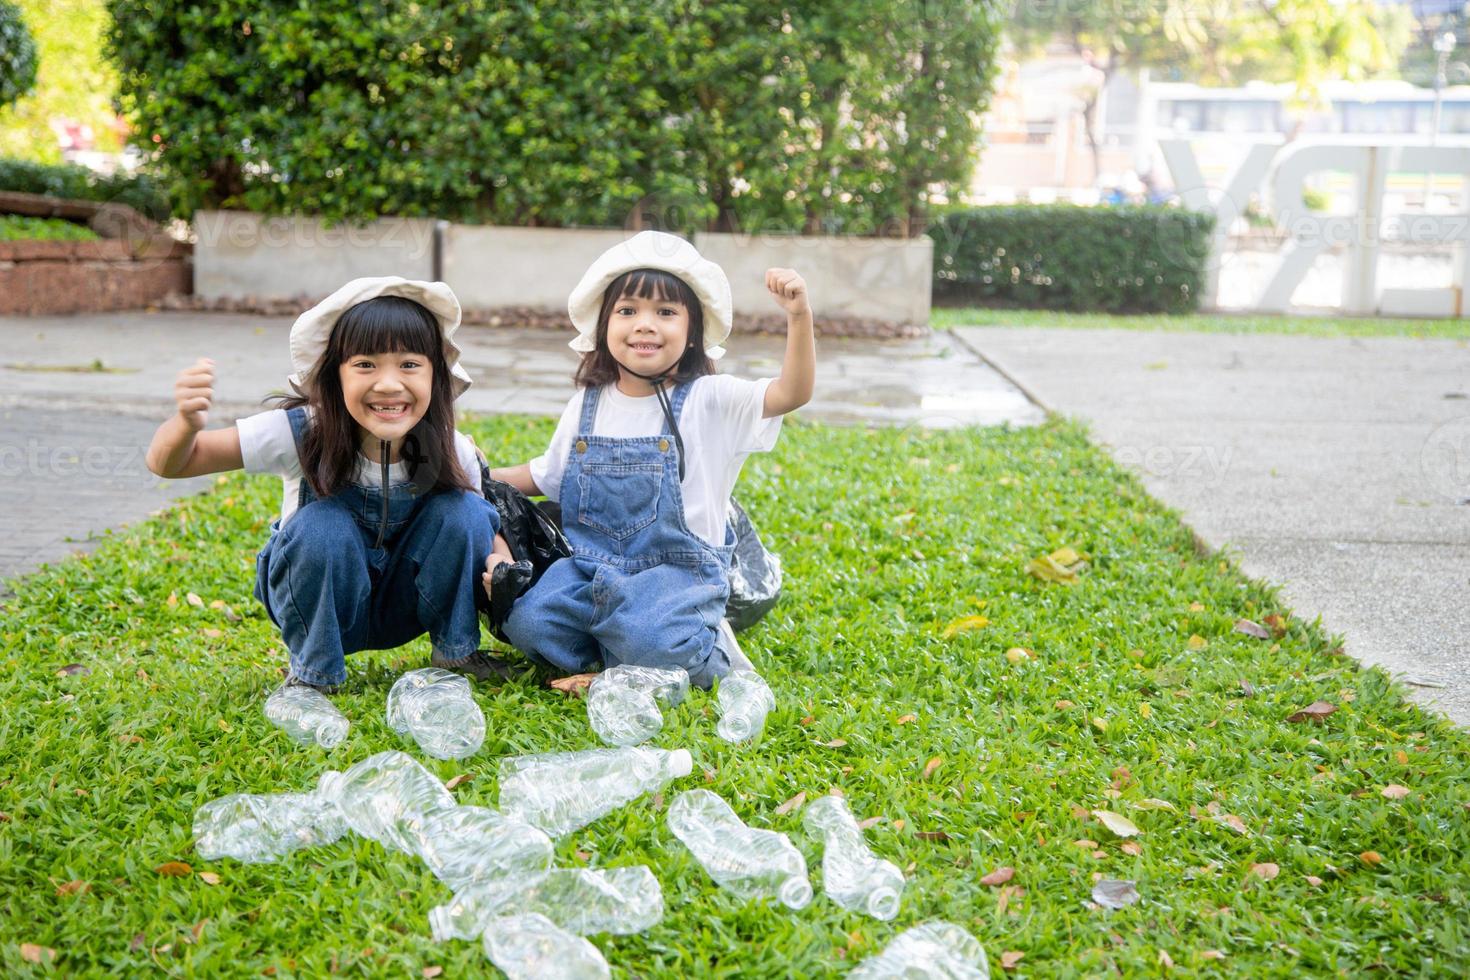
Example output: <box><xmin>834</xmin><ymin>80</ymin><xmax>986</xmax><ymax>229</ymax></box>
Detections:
<box><xmin>174</xmin><ymin>358</ymin><xmax>215</xmax><ymax>431</ymax></box>
<box><xmin>765</xmin><ymin>268</ymin><xmax>811</xmax><ymax>316</ymax></box>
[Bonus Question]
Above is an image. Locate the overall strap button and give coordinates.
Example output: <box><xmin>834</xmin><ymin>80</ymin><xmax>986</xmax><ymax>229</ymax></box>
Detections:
<box><xmin>658</xmin><ymin>438</ymin><xmax>670</xmax><ymax>452</ymax></box>
<box><xmin>575</xmin><ymin>440</ymin><xmax>588</xmax><ymax>453</ymax></box>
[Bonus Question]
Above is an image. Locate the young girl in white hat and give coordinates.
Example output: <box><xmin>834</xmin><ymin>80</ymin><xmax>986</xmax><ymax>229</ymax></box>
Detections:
<box><xmin>490</xmin><ymin>231</ymin><xmax>815</xmax><ymax>688</ymax></box>
<box><xmin>146</xmin><ymin>277</ymin><xmax>513</xmax><ymax>692</ymax></box>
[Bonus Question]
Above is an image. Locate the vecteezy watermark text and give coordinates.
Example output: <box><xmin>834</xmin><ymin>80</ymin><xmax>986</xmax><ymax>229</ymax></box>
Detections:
<box><xmin>0</xmin><ymin>440</ymin><xmax>148</xmax><ymax>479</ymax></box>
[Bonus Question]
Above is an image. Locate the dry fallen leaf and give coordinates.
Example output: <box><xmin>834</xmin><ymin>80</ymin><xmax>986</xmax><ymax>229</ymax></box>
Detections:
<box><xmin>896</xmin><ymin>713</ymin><xmax>916</xmax><ymax>725</ymax></box>
<box><xmin>980</xmin><ymin>866</ymin><xmax>1015</xmax><ymax>887</ymax></box>
<box><xmin>941</xmin><ymin>614</ymin><xmax>990</xmax><ymax>638</ymax></box>
<box><xmin>1055</xmin><ymin>699</ymin><xmax>1074</xmax><ymax>710</ymax></box>
<box><xmin>547</xmin><ymin>673</ymin><xmax>596</xmax><ymax>696</ymax></box>
<box><xmin>922</xmin><ymin>757</ymin><xmax>944</xmax><ymax>780</ymax></box>
<box><xmin>1200</xmin><ymin>950</ymin><xmax>1226</xmax><ymax>961</ymax></box>
<box><xmin>1025</xmin><ymin>548</ymin><xmax>1085</xmax><ymax>585</ymax></box>
<box><xmin>1263</xmin><ymin>614</ymin><xmax>1288</xmax><ymax>636</ymax></box>
<box><xmin>444</xmin><ymin>774</ymin><xmax>474</xmax><ymax>791</ymax></box>
<box><xmin>1121</xmin><ymin>841</ymin><xmax>1143</xmax><ymax>856</ymax></box>
<box><xmin>1159</xmin><ymin>949</ymin><xmax>1175</xmax><ymax>969</ymax></box>
<box><xmin>857</xmin><ymin>816</ymin><xmax>884</xmax><ymax>831</ymax></box>
<box><xmin>1092</xmin><ymin>878</ymin><xmax>1141</xmax><ymax>909</ymax></box>
<box><xmin>1189</xmin><ymin>601</ymin><xmax>1205</xmax><ymax>612</ymax></box>
<box><xmin>1287</xmin><ymin>701</ymin><xmax>1338</xmax><ymax>723</ymax></box>
<box><xmin>56</xmin><ymin>663</ymin><xmax>90</xmax><ymax>676</ymax></box>
<box><xmin>1234</xmin><ymin>619</ymin><xmax>1271</xmax><ymax>639</ymax></box>
<box><xmin>1217</xmin><ymin>814</ymin><xmax>1249</xmax><ymax>835</ymax></box>
<box><xmin>201</xmin><ymin>628</ymin><xmax>224</xmax><ymax>639</ymax></box>
<box><xmin>1074</xmin><ymin>839</ymin><xmax>1099</xmax><ymax>849</ymax></box>
<box><xmin>820</xmin><ymin>738</ymin><xmax>848</xmax><ymax>748</ymax></box>
<box><xmin>1092</xmin><ymin>810</ymin><xmax>1141</xmax><ymax>838</ymax></box>
<box><xmin>199</xmin><ymin>872</ymin><xmax>221</xmax><ymax>886</ymax></box>
<box><xmin>1381</xmin><ymin>784</ymin><xmax>1411</xmax><ymax>800</ymax></box>
<box><xmin>799</xmin><ymin>714</ymin><xmax>815</xmax><ymax>726</ymax></box>
<box><xmin>117</xmin><ymin>734</ymin><xmax>144</xmax><ymax>745</ymax></box>
<box><xmin>1187</xmin><ymin>634</ymin><xmax>1208</xmax><ymax>650</ymax></box>
<box><xmin>154</xmin><ymin>861</ymin><xmax>193</xmax><ymax>877</ymax></box>
<box><xmin>186</xmin><ymin>592</ymin><xmax>204</xmax><ymax>607</ymax></box>
<box><xmin>54</xmin><ymin>880</ymin><xmax>88</xmax><ymax>896</ymax></box>
<box><xmin>1000</xmin><ymin>951</ymin><xmax>1025</xmax><ymax>970</ymax></box>
<box><xmin>915</xmin><ymin>831</ymin><xmax>950</xmax><ymax>841</ymax></box>
<box><xmin>1249</xmin><ymin>862</ymin><xmax>1280</xmax><ymax>881</ymax></box>
<box><xmin>774</xmin><ymin>791</ymin><xmax>807</xmax><ymax>817</ymax></box>
<box><xmin>20</xmin><ymin>944</ymin><xmax>56</xmax><ymax>964</ymax></box>
<box><xmin>1005</xmin><ymin>647</ymin><xmax>1032</xmax><ymax>664</ymax></box>
<box><xmin>1304</xmin><ymin>875</ymin><xmax>1324</xmax><ymax>887</ymax></box>
<box><xmin>1360</xmin><ymin>851</ymin><xmax>1383</xmax><ymax>866</ymax></box>
<box><xmin>893</xmin><ymin>819</ymin><xmax>906</xmax><ymax>831</ymax></box>
<box><xmin>422</xmin><ymin>968</ymin><xmax>444</xmax><ymax>979</ymax></box>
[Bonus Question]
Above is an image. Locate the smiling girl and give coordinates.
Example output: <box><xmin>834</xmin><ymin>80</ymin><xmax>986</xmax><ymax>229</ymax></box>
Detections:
<box><xmin>146</xmin><ymin>278</ymin><xmax>512</xmax><ymax>693</ymax></box>
<box><xmin>490</xmin><ymin>231</ymin><xmax>815</xmax><ymax>688</ymax></box>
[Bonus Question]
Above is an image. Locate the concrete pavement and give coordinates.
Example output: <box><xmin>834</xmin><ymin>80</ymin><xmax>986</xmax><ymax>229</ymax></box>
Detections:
<box><xmin>0</xmin><ymin>311</ymin><xmax>1042</xmax><ymax>585</ymax></box>
<box><xmin>956</xmin><ymin>325</ymin><xmax>1470</xmax><ymax>726</ymax></box>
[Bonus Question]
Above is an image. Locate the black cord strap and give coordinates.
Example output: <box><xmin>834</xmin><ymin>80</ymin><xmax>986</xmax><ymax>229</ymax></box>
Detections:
<box><xmin>375</xmin><ymin>440</ymin><xmax>390</xmax><ymax>549</ymax></box>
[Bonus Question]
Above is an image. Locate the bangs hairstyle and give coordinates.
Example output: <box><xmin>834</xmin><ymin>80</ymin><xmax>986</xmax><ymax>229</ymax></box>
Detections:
<box><xmin>573</xmin><ymin>268</ymin><xmax>716</xmax><ymax>388</ymax></box>
<box><xmin>272</xmin><ymin>295</ymin><xmax>474</xmax><ymax>499</ymax></box>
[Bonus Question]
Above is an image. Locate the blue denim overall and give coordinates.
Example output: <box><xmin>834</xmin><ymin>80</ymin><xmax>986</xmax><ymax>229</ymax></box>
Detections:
<box><xmin>502</xmin><ymin>382</ymin><xmax>736</xmax><ymax>688</ymax></box>
<box><xmin>253</xmin><ymin>407</ymin><xmax>498</xmax><ymax>688</ymax></box>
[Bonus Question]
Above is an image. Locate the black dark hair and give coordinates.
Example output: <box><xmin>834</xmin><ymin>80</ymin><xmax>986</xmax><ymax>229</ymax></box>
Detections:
<box><xmin>572</xmin><ymin>268</ymin><xmax>716</xmax><ymax>388</ymax></box>
<box><xmin>273</xmin><ymin>295</ymin><xmax>474</xmax><ymax>498</ymax></box>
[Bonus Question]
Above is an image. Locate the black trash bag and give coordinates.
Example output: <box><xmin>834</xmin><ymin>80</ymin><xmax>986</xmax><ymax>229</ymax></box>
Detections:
<box><xmin>725</xmin><ymin>498</ymin><xmax>782</xmax><ymax>632</ymax></box>
<box><xmin>478</xmin><ymin>464</ymin><xmax>572</xmax><ymax>641</ymax></box>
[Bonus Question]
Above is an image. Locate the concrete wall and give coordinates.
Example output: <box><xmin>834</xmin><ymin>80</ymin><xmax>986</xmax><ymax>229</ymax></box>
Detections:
<box><xmin>193</xmin><ymin>211</ymin><xmax>436</xmax><ymax>302</ymax></box>
<box><xmin>442</xmin><ymin>225</ymin><xmax>633</xmax><ymax>312</ymax></box>
<box><xmin>694</xmin><ymin>231</ymin><xmax>933</xmax><ymax>326</ymax></box>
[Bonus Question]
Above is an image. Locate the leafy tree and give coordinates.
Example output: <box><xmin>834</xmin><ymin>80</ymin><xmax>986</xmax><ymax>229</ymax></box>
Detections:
<box><xmin>0</xmin><ymin>0</ymin><xmax>38</xmax><ymax>110</ymax></box>
<box><xmin>106</xmin><ymin>0</ymin><xmax>1003</xmax><ymax>235</ymax></box>
<box><xmin>1007</xmin><ymin>0</ymin><xmax>1409</xmax><ymax>179</ymax></box>
<box><xmin>0</xmin><ymin>0</ymin><xmax>121</xmax><ymax>163</ymax></box>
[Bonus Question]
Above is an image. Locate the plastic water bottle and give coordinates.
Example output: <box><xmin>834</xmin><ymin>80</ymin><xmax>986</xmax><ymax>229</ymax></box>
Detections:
<box><xmin>714</xmin><ymin>670</ymin><xmax>775</xmax><ymax>743</ymax></box>
<box><xmin>385</xmin><ymin>667</ymin><xmax>486</xmax><ymax>760</ymax></box>
<box><xmin>316</xmin><ymin>751</ymin><xmax>455</xmax><ymax>856</ymax></box>
<box><xmin>498</xmin><ymin>746</ymin><xmax>693</xmax><ymax>838</ymax></box>
<box><xmin>586</xmin><ymin>665</ymin><xmax>690</xmax><ymax>746</ymax></box>
<box><xmin>429</xmin><ymin>866</ymin><xmax>663</xmax><ymax>942</ymax></box>
<box><xmin>665</xmin><ymin>789</ymin><xmax>812</xmax><ymax>909</ymax></box>
<box><xmin>803</xmin><ymin>794</ymin><xmax>905</xmax><ymax>919</ymax></box>
<box><xmin>416</xmin><ymin>806</ymin><xmax>555</xmax><ymax>892</ymax></box>
<box><xmin>482</xmin><ymin>913</ymin><xmax>610</xmax><ymax>980</ymax></box>
<box><xmin>193</xmin><ymin>790</ymin><xmax>346</xmax><ymax>863</ymax></box>
<box><xmin>848</xmin><ymin>921</ymin><xmax>990</xmax><ymax>980</ymax></box>
<box><xmin>264</xmin><ymin>683</ymin><xmax>349</xmax><ymax>749</ymax></box>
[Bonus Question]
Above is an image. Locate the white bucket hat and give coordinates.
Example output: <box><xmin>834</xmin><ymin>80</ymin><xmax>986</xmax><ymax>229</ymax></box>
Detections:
<box><xmin>287</xmin><ymin>276</ymin><xmax>473</xmax><ymax>400</ymax></box>
<box><xmin>566</xmin><ymin>231</ymin><xmax>732</xmax><ymax>361</ymax></box>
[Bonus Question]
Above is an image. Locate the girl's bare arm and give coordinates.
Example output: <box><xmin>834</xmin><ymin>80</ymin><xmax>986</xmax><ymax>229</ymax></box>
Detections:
<box><xmin>489</xmin><ymin>463</ymin><xmax>541</xmax><ymax>497</ymax></box>
<box><xmin>146</xmin><ymin>357</ymin><xmax>245</xmax><ymax>478</ymax></box>
<box><xmin>761</xmin><ymin>268</ymin><xmax>816</xmax><ymax>418</ymax></box>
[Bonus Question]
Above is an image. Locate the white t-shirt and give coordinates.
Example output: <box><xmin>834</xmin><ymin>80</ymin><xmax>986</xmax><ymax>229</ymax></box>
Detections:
<box><xmin>529</xmin><ymin>376</ymin><xmax>782</xmax><ymax>548</ymax></box>
<box><xmin>237</xmin><ymin>408</ymin><xmax>483</xmax><ymax>525</ymax></box>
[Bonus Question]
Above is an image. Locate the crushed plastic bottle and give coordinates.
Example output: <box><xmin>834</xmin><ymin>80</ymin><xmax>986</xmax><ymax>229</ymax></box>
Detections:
<box><xmin>385</xmin><ymin>667</ymin><xmax>486</xmax><ymax>760</ymax></box>
<box><xmin>714</xmin><ymin>670</ymin><xmax>775</xmax><ymax>743</ymax></box>
<box><xmin>264</xmin><ymin>682</ymin><xmax>349</xmax><ymax>748</ymax></box>
<box><xmin>193</xmin><ymin>790</ymin><xmax>346</xmax><ymax>863</ymax></box>
<box><xmin>482</xmin><ymin>913</ymin><xmax>610</xmax><ymax>980</ymax></box>
<box><xmin>416</xmin><ymin>806</ymin><xmax>555</xmax><ymax>892</ymax></box>
<box><xmin>803</xmin><ymin>794</ymin><xmax>905</xmax><ymax>920</ymax></box>
<box><xmin>585</xmin><ymin>665</ymin><xmax>689</xmax><ymax>746</ymax></box>
<box><xmin>430</xmin><ymin>866</ymin><xmax>663</xmax><ymax>942</ymax></box>
<box><xmin>848</xmin><ymin>921</ymin><xmax>990</xmax><ymax>980</ymax></box>
<box><xmin>666</xmin><ymin>789</ymin><xmax>812</xmax><ymax>909</ymax></box>
<box><xmin>316</xmin><ymin>750</ymin><xmax>455</xmax><ymax>856</ymax></box>
<box><xmin>498</xmin><ymin>746</ymin><xmax>693</xmax><ymax>838</ymax></box>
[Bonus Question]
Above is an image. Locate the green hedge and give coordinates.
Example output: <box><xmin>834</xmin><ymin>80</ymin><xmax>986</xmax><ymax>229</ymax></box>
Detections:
<box><xmin>0</xmin><ymin>157</ymin><xmax>171</xmax><ymax>221</ymax></box>
<box><xmin>0</xmin><ymin>214</ymin><xmax>100</xmax><ymax>241</ymax></box>
<box><xmin>104</xmin><ymin>0</ymin><xmax>1003</xmax><ymax>234</ymax></box>
<box><xmin>930</xmin><ymin>205</ymin><xmax>1215</xmax><ymax>315</ymax></box>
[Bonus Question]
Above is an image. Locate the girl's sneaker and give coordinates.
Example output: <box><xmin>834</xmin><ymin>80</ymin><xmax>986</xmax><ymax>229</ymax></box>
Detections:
<box><xmin>431</xmin><ymin>649</ymin><xmax>520</xmax><ymax>682</ymax></box>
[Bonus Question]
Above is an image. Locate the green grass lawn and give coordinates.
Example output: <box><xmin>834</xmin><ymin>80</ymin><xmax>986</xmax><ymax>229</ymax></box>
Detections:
<box><xmin>933</xmin><ymin>306</ymin><xmax>1470</xmax><ymax>341</ymax></box>
<box><xmin>2</xmin><ymin>416</ymin><xmax>1468</xmax><ymax>977</ymax></box>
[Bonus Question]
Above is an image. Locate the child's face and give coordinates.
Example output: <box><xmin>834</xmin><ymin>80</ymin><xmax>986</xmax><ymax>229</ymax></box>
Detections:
<box><xmin>606</xmin><ymin>292</ymin><xmax>691</xmax><ymax>382</ymax></box>
<box><xmin>338</xmin><ymin>350</ymin><xmax>433</xmax><ymax>447</ymax></box>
